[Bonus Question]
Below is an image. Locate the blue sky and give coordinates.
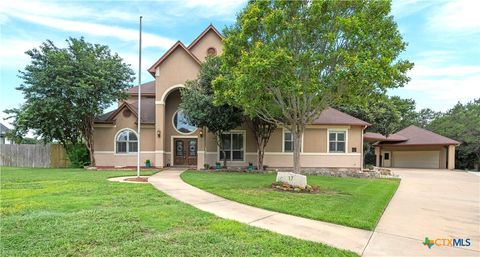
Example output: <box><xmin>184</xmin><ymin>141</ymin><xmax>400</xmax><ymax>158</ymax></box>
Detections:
<box><xmin>1</xmin><ymin>0</ymin><xmax>479</xmax><ymax>128</ymax></box>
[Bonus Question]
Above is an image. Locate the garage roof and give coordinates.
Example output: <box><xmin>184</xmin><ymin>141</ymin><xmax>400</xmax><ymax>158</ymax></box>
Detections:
<box><xmin>375</xmin><ymin>125</ymin><xmax>459</xmax><ymax>146</ymax></box>
<box><xmin>363</xmin><ymin>132</ymin><xmax>407</xmax><ymax>142</ymax></box>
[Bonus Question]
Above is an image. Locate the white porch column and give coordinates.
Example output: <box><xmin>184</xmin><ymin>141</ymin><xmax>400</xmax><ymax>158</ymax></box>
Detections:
<box><xmin>448</xmin><ymin>145</ymin><xmax>455</xmax><ymax>170</ymax></box>
<box><xmin>375</xmin><ymin>146</ymin><xmax>381</xmax><ymax>167</ymax></box>
<box><xmin>155</xmin><ymin>103</ymin><xmax>165</xmax><ymax>167</ymax></box>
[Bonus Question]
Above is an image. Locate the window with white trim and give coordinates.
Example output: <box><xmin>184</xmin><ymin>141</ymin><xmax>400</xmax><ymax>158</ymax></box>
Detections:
<box><xmin>329</xmin><ymin>131</ymin><xmax>346</xmax><ymax>153</ymax></box>
<box><xmin>283</xmin><ymin>130</ymin><xmax>293</xmax><ymax>152</ymax></box>
<box><xmin>219</xmin><ymin>132</ymin><xmax>244</xmax><ymax>161</ymax></box>
<box><xmin>116</xmin><ymin>129</ymin><xmax>138</xmax><ymax>153</ymax></box>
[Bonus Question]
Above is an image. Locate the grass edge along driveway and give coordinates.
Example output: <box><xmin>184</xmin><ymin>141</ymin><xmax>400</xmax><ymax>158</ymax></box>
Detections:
<box><xmin>1</xmin><ymin>167</ymin><xmax>356</xmax><ymax>257</ymax></box>
<box><xmin>181</xmin><ymin>170</ymin><xmax>400</xmax><ymax>230</ymax></box>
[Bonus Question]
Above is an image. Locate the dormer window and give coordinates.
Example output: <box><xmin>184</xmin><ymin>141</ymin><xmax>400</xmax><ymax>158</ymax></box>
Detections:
<box><xmin>207</xmin><ymin>47</ymin><xmax>217</xmax><ymax>56</ymax></box>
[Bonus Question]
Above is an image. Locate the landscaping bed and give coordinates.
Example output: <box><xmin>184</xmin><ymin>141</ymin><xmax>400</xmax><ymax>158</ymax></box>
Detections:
<box><xmin>182</xmin><ymin>170</ymin><xmax>400</xmax><ymax>230</ymax></box>
<box><xmin>124</xmin><ymin>176</ymin><xmax>149</xmax><ymax>183</ymax></box>
<box><xmin>271</xmin><ymin>182</ymin><xmax>326</xmax><ymax>193</ymax></box>
<box><xmin>1</xmin><ymin>167</ymin><xmax>356</xmax><ymax>257</ymax></box>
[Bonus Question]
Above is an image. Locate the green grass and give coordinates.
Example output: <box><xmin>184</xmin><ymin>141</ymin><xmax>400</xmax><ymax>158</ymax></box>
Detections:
<box><xmin>0</xmin><ymin>167</ymin><xmax>356</xmax><ymax>257</ymax></box>
<box><xmin>181</xmin><ymin>171</ymin><xmax>399</xmax><ymax>230</ymax></box>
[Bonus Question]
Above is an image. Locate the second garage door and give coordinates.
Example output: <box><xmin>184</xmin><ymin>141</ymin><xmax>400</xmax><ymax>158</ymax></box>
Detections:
<box><xmin>393</xmin><ymin>151</ymin><xmax>440</xmax><ymax>168</ymax></box>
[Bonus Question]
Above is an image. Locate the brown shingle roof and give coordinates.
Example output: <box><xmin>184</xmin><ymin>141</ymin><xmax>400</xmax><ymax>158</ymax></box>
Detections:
<box><xmin>127</xmin><ymin>81</ymin><xmax>155</xmax><ymax>95</ymax></box>
<box><xmin>128</xmin><ymin>98</ymin><xmax>155</xmax><ymax>123</ymax></box>
<box><xmin>377</xmin><ymin>125</ymin><xmax>459</xmax><ymax>146</ymax></box>
<box><xmin>94</xmin><ymin>98</ymin><xmax>155</xmax><ymax>124</ymax></box>
<box><xmin>312</xmin><ymin>108</ymin><xmax>370</xmax><ymax>126</ymax></box>
<box><xmin>364</xmin><ymin>132</ymin><xmax>407</xmax><ymax>142</ymax></box>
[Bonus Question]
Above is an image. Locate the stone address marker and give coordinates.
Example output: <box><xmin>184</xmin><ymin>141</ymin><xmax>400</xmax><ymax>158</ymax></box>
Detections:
<box><xmin>276</xmin><ymin>172</ymin><xmax>307</xmax><ymax>189</ymax></box>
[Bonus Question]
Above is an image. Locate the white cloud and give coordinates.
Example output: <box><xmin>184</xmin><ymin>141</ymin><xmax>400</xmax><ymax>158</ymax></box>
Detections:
<box><xmin>427</xmin><ymin>0</ymin><xmax>480</xmax><ymax>33</ymax></box>
<box><xmin>410</xmin><ymin>64</ymin><xmax>480</xmax><ymax>78</ymax></box>
<box><xmin>0</xmin><ymin>0</ymin><xmax>137</xmax><ymax>22</ymax></box>
<box><xmin>402</xmin><ymin>62</ymin><xmax>480</xmax><ymax>110</ymax></box>
<box><xmin>0</xmin><ymin>0</ymin><xmax>175</xmax><ymax>49</ymax></box>
<box><xmin>0</xmin><ymin>39</ymin><xmax>45</xmax><ymax>67</ymax></box>
<box><xmin>391</xmin><ymin>0</ymin><xmax>445</xmax><ymax>18</ymax></box>
<box><xmin>181</xmin><ymin>0</ymin><xmax>246</xmax><ymax>19</ymax></box>
<box><xmin>7</xmin><ymin>12</ymin><xmax>174</xmax><ymax>49</ymax></box>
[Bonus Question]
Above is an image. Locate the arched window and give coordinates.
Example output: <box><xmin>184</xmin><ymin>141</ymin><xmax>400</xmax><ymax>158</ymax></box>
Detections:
<box><xmin>173</xmin><ymin>110</ymin><xmax>197</xmax><ymax>134</ymax></box>
<box><xmin>116</xmin><ymin>129</ymin><xmax>138</xmax><ymax>153</ymax></box>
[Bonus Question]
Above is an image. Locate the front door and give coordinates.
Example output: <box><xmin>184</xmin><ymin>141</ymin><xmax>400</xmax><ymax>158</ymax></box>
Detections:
<box><xmin>382</xmin><ymin>151</ymin><xmax>392</xmax><ymax>167</ymax></box>
<box><xmin>174</xmin><ymin>138</ymin><xmax>197</xmax><ymax>166</ymax></box>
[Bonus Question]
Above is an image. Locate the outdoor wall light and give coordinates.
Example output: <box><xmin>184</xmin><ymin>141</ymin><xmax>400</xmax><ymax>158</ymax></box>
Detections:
<box><xmin>156</xmin><ymin>130</ymin><xmax>161</xmax><ymax>138</ymax></box>
<box><xmin>199</xmin><ymin>129</ymin><xmax>203</xmax><ymax>138</ymax></box>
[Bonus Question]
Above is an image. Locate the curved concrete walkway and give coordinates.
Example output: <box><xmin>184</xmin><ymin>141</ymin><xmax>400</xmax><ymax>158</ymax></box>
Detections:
<box><xmin>148</xmin><ymin>169</ymin><xmax>372</xmax><ymax>255</ymax></box>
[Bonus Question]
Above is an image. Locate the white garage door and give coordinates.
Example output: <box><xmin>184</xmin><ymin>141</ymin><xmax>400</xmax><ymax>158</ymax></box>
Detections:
<box><xmin>393</xmin><ymin>151</ymin><xmax>440</xmax><ymax>168</ymax></box>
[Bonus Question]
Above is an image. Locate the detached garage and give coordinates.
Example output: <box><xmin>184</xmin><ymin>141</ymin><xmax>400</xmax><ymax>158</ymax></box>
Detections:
<box><xmin>364</xmin><ymin>125</ymin><xmax>459</xmax><ymax>169</ymax></box>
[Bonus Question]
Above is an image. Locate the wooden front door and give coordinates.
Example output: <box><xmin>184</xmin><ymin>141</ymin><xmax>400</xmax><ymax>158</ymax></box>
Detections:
<box><xmin>174</xmin><ymin>138</ymin><xmax>197</xmax><ymax>166</ymax></box>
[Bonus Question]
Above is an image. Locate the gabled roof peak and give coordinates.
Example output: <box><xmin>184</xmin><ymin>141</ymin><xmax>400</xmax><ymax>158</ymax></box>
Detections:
<box><xmin>147</xmin><ymin>40</ymin><xmax>201</xmax><ymax>75</ymax></box>
<box><xmin>187</xmin><ymin>24</ymin><xmax>223</xmax><ymax>50</ymax></box>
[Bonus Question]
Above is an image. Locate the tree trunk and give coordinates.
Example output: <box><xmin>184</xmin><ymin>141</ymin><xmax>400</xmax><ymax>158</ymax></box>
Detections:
<box><xmin>257</xmin><ymin>145</ymin><xmax>264</xmax><ymax>171</ymax></box>
<box><xmin>292</xmin><ymin>125</ymin><xmax>303</xmax><ymax>174</ymax></box>
<box><xmin>85</xmin><ymin>138</ymin><xmax>95</xmax><ymax>167</ymax></box>
<box><xmin>82</xmin><ymin>117</ymin><xmax>96</xmax><ymax>167</ymax></box>
<box><xmin>248</xmin><ymin>118</ymin><xmax>276</xmax><ymax>171</ymax></box>
<box><xmin>221</xmin><ymin>149</ymin><xmax>227</xmax><ymax>168</ymax></box>
<box><xmin>84</xmin><ymin>128</ymin><xmax>95</xmax><ymax>167</ymax></box>
<box><xmin>215</xmin><ymin>132</ymin><xmax>227</xmax><ymax>168</ymax></box>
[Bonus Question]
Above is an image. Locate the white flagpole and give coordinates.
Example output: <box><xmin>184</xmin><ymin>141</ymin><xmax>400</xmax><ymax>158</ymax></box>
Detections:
<box><xmin>137</xmin><ymin>16</ymin><xmax>142</xmax><ymax>178</ymax></box>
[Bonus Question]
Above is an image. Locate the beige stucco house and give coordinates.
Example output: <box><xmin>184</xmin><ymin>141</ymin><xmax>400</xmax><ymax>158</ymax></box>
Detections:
<box><xmin>93</xmin><ymin>25</ymin><xmax>371</xmax><ymax>170</ymax></box>
<box><xmin>92</xmin><ymin>25</ymin><xmax>458</xmax><ymax>171</ymax></box>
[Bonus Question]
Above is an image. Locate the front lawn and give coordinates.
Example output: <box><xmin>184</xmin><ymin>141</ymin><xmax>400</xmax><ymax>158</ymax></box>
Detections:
<box><xmin>181</xmin><ymin>171</ymin><xmax>399</xmax><ymax>230</ymax></box>
<box><xmin>0</xmin><ymin>167</ymin><xmax>356</xmax><ymax>257</ymax></box>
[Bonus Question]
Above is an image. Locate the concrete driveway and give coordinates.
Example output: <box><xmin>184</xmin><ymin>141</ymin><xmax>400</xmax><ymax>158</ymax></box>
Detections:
<box><xmin>363</xmin><ymin>168</ymin><xmax>480</xmax><ymax>256</ymax></box>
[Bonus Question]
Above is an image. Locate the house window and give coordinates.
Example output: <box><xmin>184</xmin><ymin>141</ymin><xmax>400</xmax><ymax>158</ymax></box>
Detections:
<box><xmin>219</xmin><ymin>132</ymin><xmax>244</xmax><ymax>161</ymax></box>
<box><xmin>283</xmin><ymin>130</ymin><xmax>293</xmax><ymax>152</ymax></box>
<box><xmin>384</xmin><ymin>153</ymin><xmax>390</xmax><ymax>160</ymax></box>
<box><xmin>207</xmin><ymin>47</ymin><xmax>217</xmax><ymax>56</ymax></box>
<box><xmin>116</xmin><ymin>129</ymin><xmax>138</xmax><ymax>154</ymax></box>
<box><xmin>329</xmin><ymin>131</ymin><xmax>346</xmax><ymax>153</ymax></box>
<box><xmin>173</xmin><ymin>110</ymin><xmax>197</xmax><ymax>134</ymax></box>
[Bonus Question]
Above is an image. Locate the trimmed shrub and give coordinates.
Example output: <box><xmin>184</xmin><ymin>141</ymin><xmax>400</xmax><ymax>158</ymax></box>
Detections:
<box><xmin>67</xmin><ymin>144</ymin><xmax>90</xmax><ymax>168</ymax></box>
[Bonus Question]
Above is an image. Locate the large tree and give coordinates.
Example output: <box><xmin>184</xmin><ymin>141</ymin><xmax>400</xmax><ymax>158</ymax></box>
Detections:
<box><xmin>337</xmin><ymin>95</ymin><xmax>417</xmax><ymax>166</ymax></box>
<box><xmin>415</xmin><ymin>108</ymin><xmax>441</xmax><ymax>128</ymax></box>
<box><xmin>337</xmin><ymin>95</ymin><xmax>417</xmax><ymax>136</ymax></box>
<box><xmin>180</xmin><ymin>57</ymin><xmax>243</xmax><ymax>168</ymax></box>
<box><xmin>5</xmin><ymin>38</ymin><xmax>134</xmax><ymax>166</ymax></box>
<box><xmin>214</xmin><ymin>0</ymin><xmax>413</xmax><ymax>173</ymax></box>
<box><xmin>428</xmin><ymin>99</ymin><xmax>480</xmax><ymax>170</ymax></box>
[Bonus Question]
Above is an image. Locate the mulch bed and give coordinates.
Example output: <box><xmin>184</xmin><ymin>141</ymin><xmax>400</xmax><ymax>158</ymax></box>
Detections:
<box><xmin>271</xmin><ymin>182</ymin><xmax>326</xmax><ymax>194</ymax></box>
<box><xmin>124</xmin><ymin>177</ymin><xmax>149</xmax><ymax>183</ymax></box>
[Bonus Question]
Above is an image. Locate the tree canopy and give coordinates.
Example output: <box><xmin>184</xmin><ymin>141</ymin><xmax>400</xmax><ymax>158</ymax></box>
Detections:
<box><xmin>337</xmin><ymin>95</ymin><xmax>417</xmax><ymax>136</ymax></box>
<box><xmin>428</xmin><ymin>99</ymin><xmax>480</xmax><ymax>170</ymax></box>
<box><xmin>5</xmin><ymin>38</ymin><xmax>134</xmax><ymax>166</ymax></box>
<box><xmin>214</xmin><ymin>0</ymin><xmax>413</xmax><ymax>172</ymax></box>
<box><xmin>180</xmin><ymin>57</ymin><xmax>243</xmax><ymax>168</ymax></box>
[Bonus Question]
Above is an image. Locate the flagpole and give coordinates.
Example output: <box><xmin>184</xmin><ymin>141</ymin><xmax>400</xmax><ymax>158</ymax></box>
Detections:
<box><xmin>137</xmin><ymin>16</ymin><xmax>142</xmax><ymax>178</ymax></box>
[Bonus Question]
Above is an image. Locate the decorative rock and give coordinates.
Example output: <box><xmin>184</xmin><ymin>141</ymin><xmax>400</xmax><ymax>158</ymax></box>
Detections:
<box><xmin>276</xmin><ymin>172</ymin><xmax>307</xmax><ymax>189</ymax></box>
